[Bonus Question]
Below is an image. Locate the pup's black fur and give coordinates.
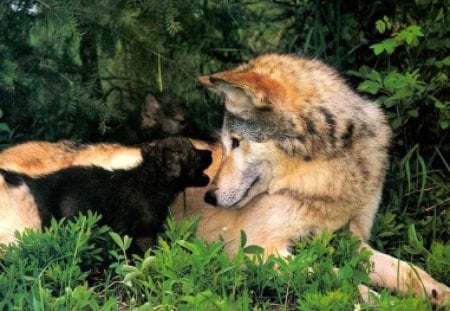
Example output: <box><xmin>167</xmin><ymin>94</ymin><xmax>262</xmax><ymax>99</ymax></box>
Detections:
<box><xmin>0</xmin><ymin>137</ymin><xmax>212</xmax><ymax>243</ymax></box>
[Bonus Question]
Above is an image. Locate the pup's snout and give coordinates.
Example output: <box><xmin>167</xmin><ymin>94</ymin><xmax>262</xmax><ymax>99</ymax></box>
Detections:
<box><xmin>197</xmin><ymin>149</ymin><xmax>212</xmax><ymax>170</ymax></box>
<box><xmin>184</xmin><ymin>149</ymin><xmax>212</xmax><ymax>188</ymax></box>
<box><xmin>204</xmin><ymin>190</ymin><xmax>217</xmax><ymax>206</ymax></box>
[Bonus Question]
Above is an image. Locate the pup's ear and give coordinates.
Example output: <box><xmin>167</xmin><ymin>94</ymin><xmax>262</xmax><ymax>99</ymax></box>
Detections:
<box><xmin>140</xmin><ymin>142</ymin><xmax>157</xmax><ymax>159</ymax></box>
<box><xmin>198</xmin><ymin>72</ymin><xmax>284</xmax><ymax>120</ymax></box>
<box><xmin>143</xmin><ymin>94</ymin><xmax>162</xmax><ymax>115</ymax></box>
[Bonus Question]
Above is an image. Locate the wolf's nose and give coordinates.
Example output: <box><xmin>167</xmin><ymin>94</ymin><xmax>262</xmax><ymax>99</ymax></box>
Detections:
<box><xmin>204</xmin><ymin>190</ymin><xmax>217</xmax><ymax>206</ymax></box>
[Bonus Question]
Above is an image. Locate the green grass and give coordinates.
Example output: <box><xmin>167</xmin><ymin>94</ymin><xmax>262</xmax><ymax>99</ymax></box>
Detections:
<box><xmin>0</xmin><ymin>212</ymin><xmax>448</xmax><ymax>310</ymax></box>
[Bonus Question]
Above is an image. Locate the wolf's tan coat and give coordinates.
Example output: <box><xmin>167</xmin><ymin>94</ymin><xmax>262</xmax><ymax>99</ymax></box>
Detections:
<box><xmin>201</xmin><ymin>54</ymin><xmax>392</xmax><ymax>242</ymax></box>
<box><xmin>0</xmin><ymin>139</ymin><xmax>448</xmax><ymax>304</ymax></box>
<box><xmin>0</xmin><ymin>55</ymin><xmax>448</xmax><ymax>304</ymax></box>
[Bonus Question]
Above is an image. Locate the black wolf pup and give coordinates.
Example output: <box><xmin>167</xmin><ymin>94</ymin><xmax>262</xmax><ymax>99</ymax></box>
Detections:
<box><xmin>0</xmin><ymin>137</ymin><xmax>212</xmax><ymax>242</ymax></box>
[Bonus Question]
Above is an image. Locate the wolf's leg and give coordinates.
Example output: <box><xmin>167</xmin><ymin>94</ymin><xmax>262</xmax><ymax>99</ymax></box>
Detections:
<box><xmin>360</xmin><ymin>242</ymin><xmax>450</xmax><ymax>305</ymax></box>
<box><xmin>349</xmin><ymin>196</ymin><xmax>381</xmax><ymax>241</ymax></box>
<box><xmin>357</xmin><ymin>284</ymin><xmax>380</xmax><ymax>303</ymax></box>
<box><xmin>264</xmin><ymin>239</ymin><xmax>448</xmax><ymax>305</ymax></box>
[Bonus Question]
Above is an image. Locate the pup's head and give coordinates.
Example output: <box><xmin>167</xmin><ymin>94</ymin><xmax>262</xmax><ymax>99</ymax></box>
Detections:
<box><xmin>142</xmin><ymin>137</ymin><xmax>212</xmax><ymax>188</ymax></box>
<box><xmin>140</xmin><ymin>93</ymin><xmax>191</xmax><ymax>139</ymax></box>
<box><xmin>199</xmin><ymin>54</ymin><xmax>346</xmax><ymax>208</ymax></box>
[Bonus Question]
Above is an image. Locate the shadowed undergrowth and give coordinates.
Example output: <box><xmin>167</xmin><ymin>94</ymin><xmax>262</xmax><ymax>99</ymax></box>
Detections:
<box><xmin>0</xmin><ymin>213</ymin><xmax>447</xmax><ymax>310</ymax></box>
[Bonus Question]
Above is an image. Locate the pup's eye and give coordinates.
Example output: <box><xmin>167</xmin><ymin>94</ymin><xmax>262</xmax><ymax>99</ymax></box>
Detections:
<box><xmin>231</xmin><ymin>138</ymin><xmax>240</xmax><ymax>149</ymax></box>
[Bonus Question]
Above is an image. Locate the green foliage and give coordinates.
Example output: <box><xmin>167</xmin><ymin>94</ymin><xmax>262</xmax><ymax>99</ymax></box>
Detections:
<box><xmin>0</xmin><ymin>108</ymin><xmax>13</xmax><ymax>147</ymax></box>
<box><xmin>347</xmin><ymin>2</ymin><xmax>450</xmax><ymax>275</ymax></box>
<box><xmin>0</xmin><ymin>212</ymin><xmax>119</xmax><ymax>309</ymax></box>
<box><xmin>0</xmin><ymin>1</ymin><xmax>449</xmax><ymax>309</ymax></box>
<box><xmin>5</xmin><ymin>214</ymin><xmax>440</xmax><ymax>310</ymax></box>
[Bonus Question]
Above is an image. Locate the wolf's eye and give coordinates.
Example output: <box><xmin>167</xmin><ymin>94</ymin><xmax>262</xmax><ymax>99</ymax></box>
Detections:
<box><xmin>231</xmin><ymin>138</ymin><xmax>240</xmax><ymax>149</ymax></box>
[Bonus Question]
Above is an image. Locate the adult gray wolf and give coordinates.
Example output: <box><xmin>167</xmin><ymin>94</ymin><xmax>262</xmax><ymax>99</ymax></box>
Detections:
<box><xmin>201</xmin><ymin>53</ymin><xmax>390</xmax><ymax>242</ymax></box>
<box><xmin>197</xmin><ymin>53</ymin><xmax>449</xmax><ymax>305</ymax></box>
<box><xmin>0</xmin><ymin>54</ymin><xmax>448</xmax><ymax>304</ymax></box>
<box><xmin>0</xmin><ymin>137</ymin><xmax>448</xmax><ymax>304</ymax></box>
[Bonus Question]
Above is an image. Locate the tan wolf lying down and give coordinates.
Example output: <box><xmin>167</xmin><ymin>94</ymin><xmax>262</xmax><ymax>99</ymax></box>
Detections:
<box><xmin>0</xmin><ymin>139</ymin><xmax>448</xmax><ymax>305</ymax></box>
<box><xmin>200</xmin><ymin>53</ymin><xmax>449</xmax><ymax>304</ymax></box>
<box><xmin>1</xmin><ymin>54</ymin><xmax>449</xmax><ymax>304</ymax></box>
<box><xmin>0</xmin><ymin>140</ymin><xmax>449</xmax><ymax>305</ymax></box>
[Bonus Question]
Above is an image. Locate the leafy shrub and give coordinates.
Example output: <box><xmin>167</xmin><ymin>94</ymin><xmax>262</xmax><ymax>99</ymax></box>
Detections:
<box><xmin>350</xmin><ymin>5</ymin><xmax>450</xmax><ymax>278</ymax></box>
<box><xmin>1</xmin><ymin>212</ymin><xmax>447</xmax><ymax>309</ymax></box>
<box><xmin>0</xmin><ymin>212</ymin><xmax>119</xmax><ymax>309</ymax></box>
<box><xmin>0</xmin><ymin>1</ymin><xmax>448</xmax><ymax>309</ymax></box>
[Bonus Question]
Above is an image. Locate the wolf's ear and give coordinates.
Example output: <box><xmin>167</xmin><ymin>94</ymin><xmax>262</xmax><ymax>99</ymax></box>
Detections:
<box><xmin>198</xmin><ymin>72</ymin><xmax>284</xmax><ymax>120</ymax></box>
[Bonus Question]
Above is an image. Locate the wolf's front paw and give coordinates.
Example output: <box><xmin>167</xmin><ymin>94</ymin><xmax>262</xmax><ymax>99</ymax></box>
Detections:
<box><xmin>416</xmin><ymin>271</ymin><xmax>450</xmax><ymax>306</ymax></box>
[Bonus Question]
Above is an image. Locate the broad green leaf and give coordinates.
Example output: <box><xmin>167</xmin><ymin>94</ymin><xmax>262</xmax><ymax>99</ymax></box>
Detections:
<box><xmin>370</xmin><ymin>38</ymin><xmax>396</xmax><ymax>55</ymax></box>
<box><xmin>240</xmin><ymin>230</ymin><xmax>247</xmax><ymax>248</ymax></box>
<box><xmin>0</xmin><ymin>123</ymin><xmax>10</xmax><ymax>133</ymax></box>
<box><xmin>367</xmin><ymin>69</ymin><xmax>382</xmax><ymax>83</ymax></box>
<box><xmin>375</xmin><ymin>20</ymin><xmax>386</xmax><ymax>34</ymax></box>
<box><xmin>391</xmin><ymin>117</ymin><xmax>403</xmax><ymax>129</ymax></box>
<box><xmin>357</xmin><ymin>80</ymin><xmax>380</xmax><ymax>95</ymax></box>
<box><xmin>397</xmin><ymin>25</ymin><xmax>424</xmax><ymax>45</ymax></box>
<box><xmin>439</xmin><ymin>120</ymin><xmax>449</xmax><ymax>129</ymax></box>
<box><xmin>123</xmin><ymin>271</ymin><xmax>139</xmax><ymax>287</ymax></box>
<box><xmin>441</xmin><ymin>56</ymin><xmax>450</xmax><ymax>66</ymax></box>
<box><xmin>370</xmin><ymin>43</ymin><xmax>385</xmax><ymax>55</ymax></box>
<box><xmin>123</xmin><ymin>235</ymin><xmax>132</xmax><ymax>250</ymax></box>
<box><xmin>407</xmin><ymin>109</ymin><xmax>419</xmax><ymax>118</ymax></box>
<box><xmin>403</xmin><ymin>245</ymin><xmax>422</xmax><ymax>255</ymax></box>
<box><xmin>100</xmin><ymin>298</ymin><xmax>119</xmax><ymax>311</ymax></box>
<box><xmin>384</xmin><ymin>72</ymin><xmax>407</xmax><ymax>91</ymax></box>
<box><xmin>243</xmin><ymin>245</ymin><xmax>264</xmax><ymax>255</ymax></box>
<box><xmin>383</xmin><ymin>38</ymin><xmax>396</xmax><ymax>54</ymax></box>
<box><xmin>141</xmin><ymin>256</ymin><xmax>156</xmax><ymax>270</ymax></box>
<box><xmin>120</xmin><ymin>265</ymin><xmax>139</xmax><ymax>273</ymax></box>
<box><xmin>109</xmin><ymin>232</ymin><xmax>124</xmax><ymax>249</ymax></box>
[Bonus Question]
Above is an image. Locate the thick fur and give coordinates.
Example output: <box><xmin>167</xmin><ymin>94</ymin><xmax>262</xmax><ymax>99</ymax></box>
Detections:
<box><xmin>0</xmin><ymin>139</ymin><xmax>448</xmax><ymax>305</ymax></box>
<box><xmin>197</xmin><ymin>53</ymin><xmax>448</xmax><ymax>304</ymax></box>
<box><xmin>140</xmin><ymin>93</ymin><xmax>191</xmax><ymax>140</ymax></box>
<box><xmin>0</xmin><ymin>137</ymin><xmax>211</xmax><ymax>245</ymax></box>
<box><xmin>200</xmin><ymin>54</ymin><xmax>391</xmax><ymax>241</ymax></box>
<box><xmin>0</xmin><ymin>140</ymin><xmax>142</xmax><ymax>175</ymax></box>
<box><xmin>0</xmin><ymin>51</ymin><xmax>449</xmax><ymax>303</ymax></box>
<box><xmin>105</xmin><ymin>92</ymin><xmax>193</xmax><ymax>143</ymax></box>
<box><xmin>0</xmin><ymin>174</ymin><xmax>41</xmax><ymax>244</ymax></box>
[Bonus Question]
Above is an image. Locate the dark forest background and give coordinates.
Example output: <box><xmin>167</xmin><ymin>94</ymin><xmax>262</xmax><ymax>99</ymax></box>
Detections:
<box><xmin>0</xmin><ymin>0</ymin><xmax>449</xmax><ymax>305</ymax></box>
